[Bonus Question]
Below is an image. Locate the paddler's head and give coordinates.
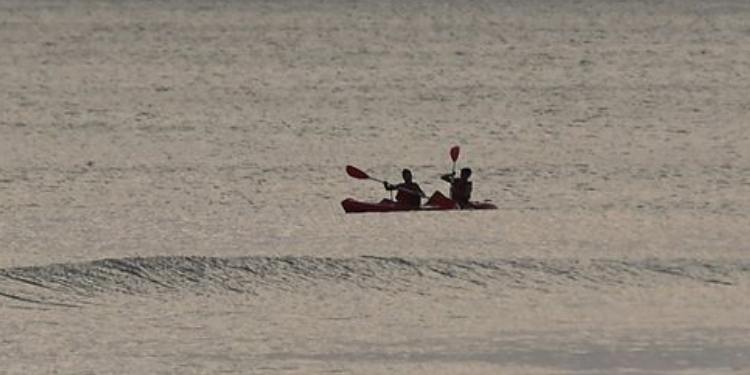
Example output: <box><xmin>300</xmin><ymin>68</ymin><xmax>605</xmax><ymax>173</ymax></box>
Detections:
<box><xmin>402</xmin><ymin>169</ymin><xmax>413</xmax><ymax>183</ymax></box>
<box><xmin>460</xmin><ymin>168</ymin><xmax>472</xmax><ymax>179</ymax></box>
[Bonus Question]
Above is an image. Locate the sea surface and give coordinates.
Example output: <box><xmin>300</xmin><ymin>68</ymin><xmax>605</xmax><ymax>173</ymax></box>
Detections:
<box><xmin>1</xmin><ymin>0</ymin><xmax>749</xmax><ymax>373</ymax></box>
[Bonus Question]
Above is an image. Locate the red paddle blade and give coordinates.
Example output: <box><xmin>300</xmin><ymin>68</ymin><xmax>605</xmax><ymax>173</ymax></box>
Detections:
<box><xmin>346</xmin><ymin>165</ymin><xmax>370</xmax><ymax>179</ymax></box>
<box><xmin>450</xmin><ymin>146</ymin><xmax>460</xmax><ymax>162</ymax></box>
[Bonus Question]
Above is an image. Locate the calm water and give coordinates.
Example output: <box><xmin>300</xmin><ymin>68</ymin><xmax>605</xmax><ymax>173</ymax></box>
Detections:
<box><xmin>1</xmin><ymin>0</ymin><xmax>749</xmax><ymax>373</ymax></box>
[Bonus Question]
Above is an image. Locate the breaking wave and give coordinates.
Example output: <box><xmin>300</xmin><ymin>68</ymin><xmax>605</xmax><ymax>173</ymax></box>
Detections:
<box><xmin>0</xmin><ymin>256</ymin><xmax>748</xmax><ymax>307</ymax></box>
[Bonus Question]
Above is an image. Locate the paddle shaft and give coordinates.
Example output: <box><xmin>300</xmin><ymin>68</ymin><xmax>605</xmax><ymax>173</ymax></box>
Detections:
<box><xmin>450</xmin><ymin>146</ymin><xmax>460</xmax><ymax>175</ymax></box>
<box><xmin>383</xmin><ymin>183</ymin><xmax>425</xmax><ymax>198</ymax></box>
<box><xmin>367</xmin><ymin>176</ymin><xmax>399</xmax><ymax>199</ymax></box>
<box><xmin>346</xmin><ymin>165</ymin><xmax>424</xmax><ymax>198</ymax></box>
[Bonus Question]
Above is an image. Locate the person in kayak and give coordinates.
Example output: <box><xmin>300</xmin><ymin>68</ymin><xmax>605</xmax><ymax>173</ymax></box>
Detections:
<box><xmin>441</xmin><ymin>167</ymin><xmax>473</xmax><ymax>208</ymax></box>
<box><xmin>384</xmin><ymin>169</ymin><xmax>426</xmax><ymax>208</ymax></box>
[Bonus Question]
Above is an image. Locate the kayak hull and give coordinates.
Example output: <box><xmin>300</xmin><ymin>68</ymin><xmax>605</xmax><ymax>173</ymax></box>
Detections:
<box><xmin>341</xmin><ymin>198</ymin><xmax>416</xmax><ymax>213</ymax></box>
<box><xmin>342</xmin><ymin>191</ymin><xmax>497</xmax><ymax>213</ymax></box>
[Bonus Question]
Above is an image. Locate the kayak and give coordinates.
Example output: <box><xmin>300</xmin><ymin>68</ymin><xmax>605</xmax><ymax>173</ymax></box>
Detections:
<box><xmin>341</xmin><ymin>191</ymin><xmax>497</xmax><ymax>213</ymax></box>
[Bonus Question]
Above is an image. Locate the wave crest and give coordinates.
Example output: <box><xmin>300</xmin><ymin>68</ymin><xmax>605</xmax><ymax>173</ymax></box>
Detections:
<box><xmin>0</xmin><ymin>256</ymin><xmax>746</xmax><ymax>307</ymax></box>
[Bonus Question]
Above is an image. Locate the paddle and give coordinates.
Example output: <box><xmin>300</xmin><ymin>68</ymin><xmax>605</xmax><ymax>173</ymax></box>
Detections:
<box><xmin>450</xmin><ymin>145</ymin><xmax>460</xmax><ymax>174</ymax></box>
<box><xmin>345</xmin><ymin>165</ymin><xmax>424</xmax><ymax>197</ymax></box>
<box><xmin>346</xmin><ymin>165</ymin><xmax>384</xmax><ymax>183</ymax></box>
<box><xmin>439</xmin><ymin>145</ymin><xmax>462</xmax><ymax>205</ymax></box>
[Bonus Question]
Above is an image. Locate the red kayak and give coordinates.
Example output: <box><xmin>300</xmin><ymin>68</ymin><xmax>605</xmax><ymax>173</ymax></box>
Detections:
<box><xmin>341</xmin><ymin>191</ymin><xmax>497</xmax><ymax>213</ymax></box>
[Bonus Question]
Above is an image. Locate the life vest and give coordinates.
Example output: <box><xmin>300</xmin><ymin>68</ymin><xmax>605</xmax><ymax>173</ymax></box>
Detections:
<box><xmin>450</xmin><ymin>179</ymin><xmax>472</xmax><ymax>205</ymax></box>
<box><xmin>395</xmin><ymin>182</ymin><xmax>422</xmax><ymax>208</ymax></box>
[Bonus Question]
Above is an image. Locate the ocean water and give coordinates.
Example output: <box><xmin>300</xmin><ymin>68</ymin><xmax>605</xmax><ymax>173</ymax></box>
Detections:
<box><xmin>1</xmin><ymin>0</ymin><xmax>749</xmax><ymax>373</ymax></box>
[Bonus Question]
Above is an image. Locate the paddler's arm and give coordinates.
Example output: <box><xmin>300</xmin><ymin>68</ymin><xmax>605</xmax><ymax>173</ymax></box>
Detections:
<box><xmin>440</xmin><ymin>173</ymin><xmax>455</xmax><ymax>183</ymax></box>
<box><xmin>385</xmin><ymin>182</ymin><xmax>423</xmax><ymax>197</ymax></box>
<box><xmin>414</xmin><ymin>184</ymin><xmax>427</xmax><ymax>198</ymax></box>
